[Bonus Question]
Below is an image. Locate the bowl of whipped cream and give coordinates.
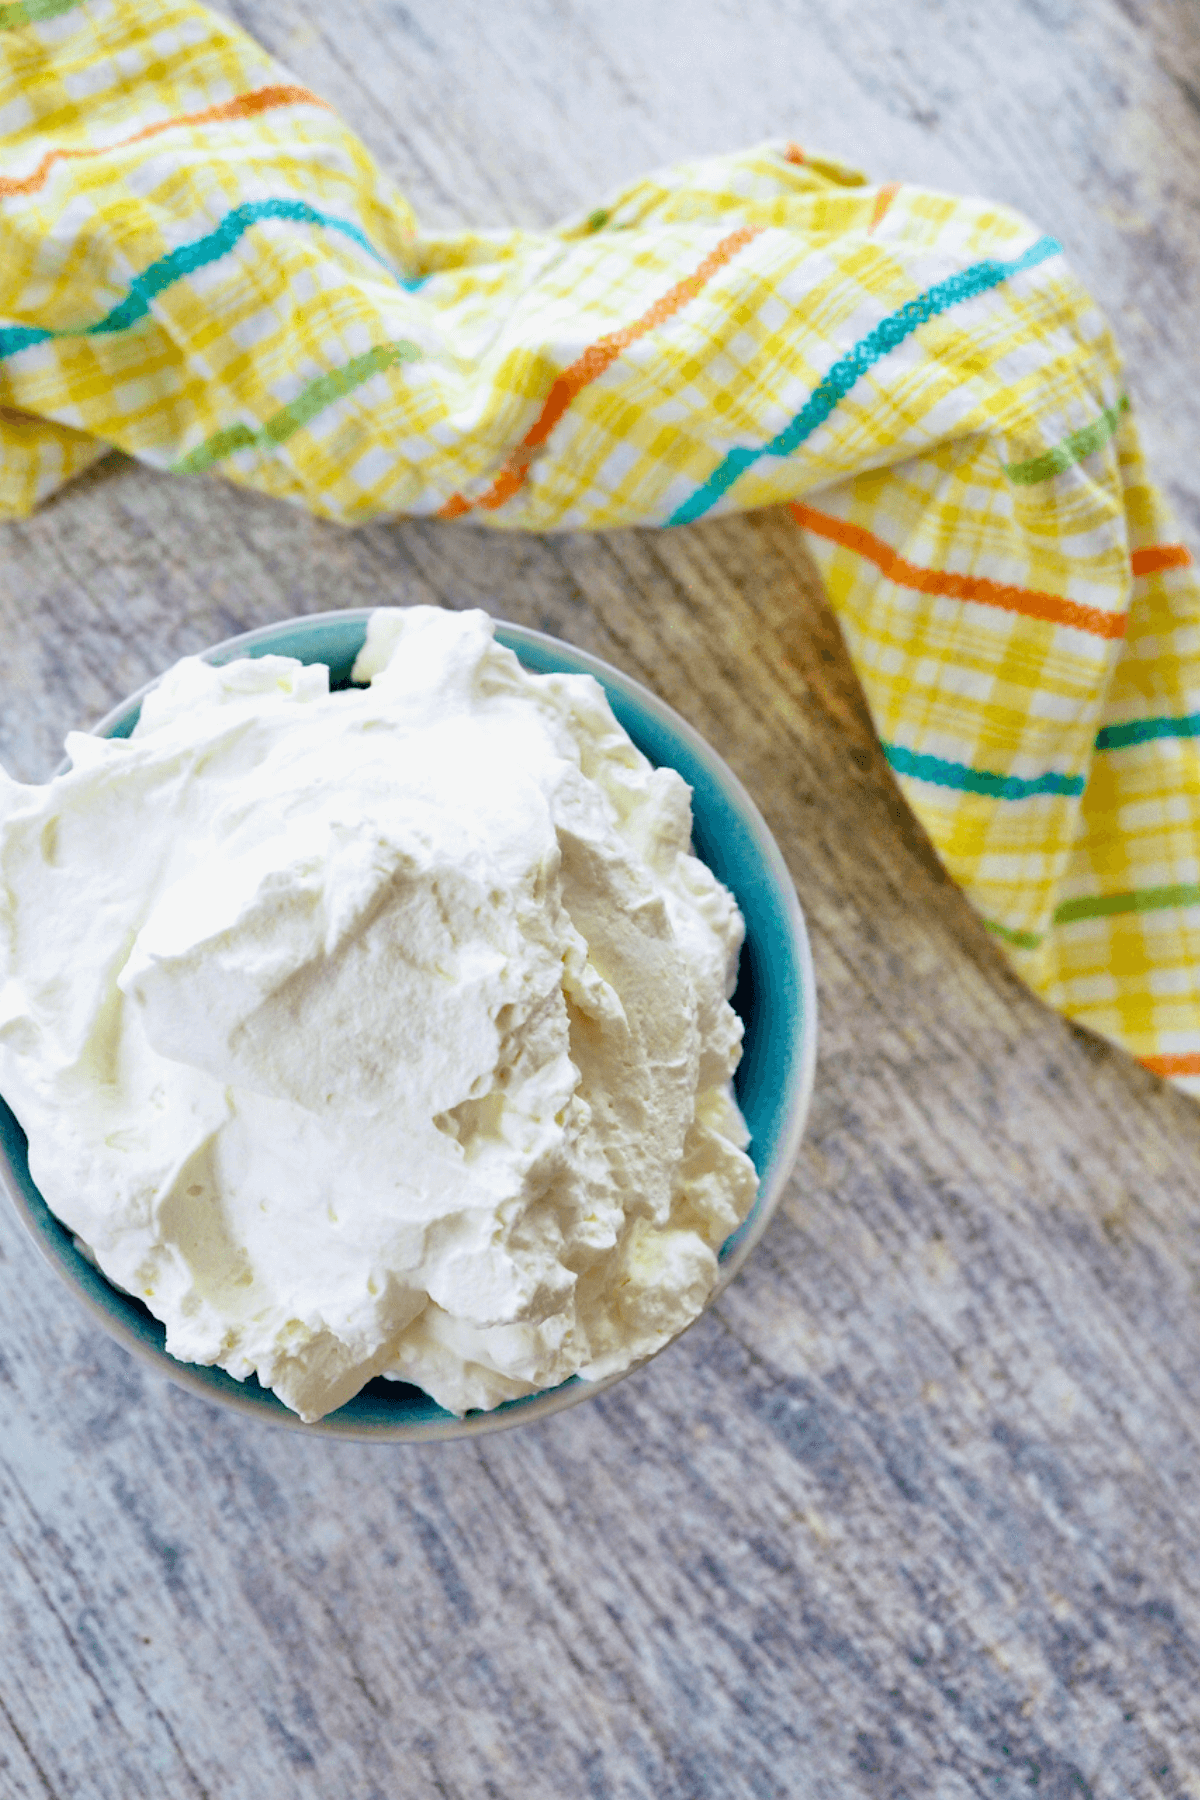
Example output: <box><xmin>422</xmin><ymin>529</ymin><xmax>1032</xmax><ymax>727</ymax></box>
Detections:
<box><xmin>0</xmin><ymin>607</ymin><xmax>816</xmax><ymax>1439</ymax></box>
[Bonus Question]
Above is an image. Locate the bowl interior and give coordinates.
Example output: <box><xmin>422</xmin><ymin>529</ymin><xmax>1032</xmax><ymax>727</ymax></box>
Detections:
<box><xmin>0</xmin><ymin>613</ymin><xmax>815</xmax><ymax>1439</ymax></box>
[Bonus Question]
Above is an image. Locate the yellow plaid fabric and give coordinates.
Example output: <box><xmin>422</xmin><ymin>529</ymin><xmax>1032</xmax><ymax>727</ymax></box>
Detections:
<box><xmin>2</xmin><ymin>0</ymin><xmax>1198</xmax><ymax>1091</ymax></box>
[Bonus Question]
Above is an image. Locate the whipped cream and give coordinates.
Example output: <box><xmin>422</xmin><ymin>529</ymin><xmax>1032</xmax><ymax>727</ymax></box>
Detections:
<box><xmin>0</xmin><ymin>608</ymin><xmax>757</xmax><ymax>1420</ymax></box>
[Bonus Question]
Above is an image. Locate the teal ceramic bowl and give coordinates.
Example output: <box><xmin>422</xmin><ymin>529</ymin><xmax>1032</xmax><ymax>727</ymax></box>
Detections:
<box><xmin>0</xmin><ymin>611</ymin><xmax>816</xmax><ymax>1441</ymax></box>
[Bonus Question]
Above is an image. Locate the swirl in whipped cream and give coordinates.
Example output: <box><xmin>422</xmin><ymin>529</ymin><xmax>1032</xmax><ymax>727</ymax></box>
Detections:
<box><xmin>0</xmin><ymin>608</ymin><xmax>756</xmax><ymax>1420</ymax></box>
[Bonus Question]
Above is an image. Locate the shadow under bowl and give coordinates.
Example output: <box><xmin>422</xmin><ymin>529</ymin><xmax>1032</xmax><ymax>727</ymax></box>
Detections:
<box><xmin>0</xmin><ymin>611</ymin><xmax>817</xmax><ymax>1441</ymax></box>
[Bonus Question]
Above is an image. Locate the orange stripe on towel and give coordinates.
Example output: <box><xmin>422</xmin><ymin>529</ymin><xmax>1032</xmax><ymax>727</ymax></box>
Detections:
<box><xmin>868</xmin><ymin>183</ymin><xmax>900</xmax><ymax>233</ymax></box>
<box><xmin>438</xmin><ymin>224</ymin><xmax>761</xmax><ymax>519</ymax></box>
<box><xmin>792</xmin><ymin>502</ymin><xmax>1127</xmax><ymax>639</ymax></box>
<box><xmin>1130</xmin><ymin>542</ymin><xmax>1192</xmax><ymax>577</ymax></box>
<box><xmin>1141</xmin><ymin>1052</ymin><xmax>1200</xmax><ymax>1078</ymax></box>
<box><xmin>0</xmin><ymin>85</ymin><xmax>329</xmax><ymax>198</ymax></box>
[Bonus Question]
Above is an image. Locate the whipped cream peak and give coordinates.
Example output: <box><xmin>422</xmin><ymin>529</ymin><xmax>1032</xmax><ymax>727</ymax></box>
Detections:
<box><xmin>0</xmin><ymin>607</ymin><xmax>757</xmax><ymax>1419</ymax></box>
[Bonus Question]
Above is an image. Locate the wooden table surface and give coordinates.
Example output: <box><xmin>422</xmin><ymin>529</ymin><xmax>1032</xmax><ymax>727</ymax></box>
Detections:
<box><xmin>3</xmin><ymin>3</ymin><xmax>1200</xmax><ymax>1795</ymax></box>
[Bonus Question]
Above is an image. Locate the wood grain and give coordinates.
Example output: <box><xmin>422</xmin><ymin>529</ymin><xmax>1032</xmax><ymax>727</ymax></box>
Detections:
<box><xmin>2</xmin><ymin>3</ymin><xmax>1200</xmax><ymax>1797</ymax></box>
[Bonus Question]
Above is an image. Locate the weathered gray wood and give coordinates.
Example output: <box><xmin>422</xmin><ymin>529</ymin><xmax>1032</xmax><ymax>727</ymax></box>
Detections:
<box><xmin>3</xmin><ymin>3</ymin><xmax>1200</xmax><ymax>1797</ymax></box>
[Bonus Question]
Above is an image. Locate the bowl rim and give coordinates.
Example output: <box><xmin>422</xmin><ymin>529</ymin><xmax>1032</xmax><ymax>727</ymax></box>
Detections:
<box><xmin>0</xmin><ymin>608</ymin><xmax>818</xmax><ymax>1442</ymax></box>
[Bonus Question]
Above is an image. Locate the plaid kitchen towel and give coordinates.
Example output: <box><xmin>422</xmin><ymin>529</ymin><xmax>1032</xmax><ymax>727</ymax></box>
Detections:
<box><xmin>2</xmin><ymin>0</ymin><xmax>1198</xmax><ymax>1093</ymax></box>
